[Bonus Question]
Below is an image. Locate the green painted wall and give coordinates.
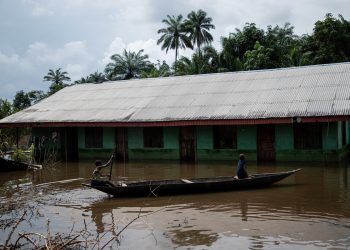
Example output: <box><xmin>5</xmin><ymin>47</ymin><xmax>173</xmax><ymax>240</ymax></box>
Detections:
<box><xmin>323</xmin><ymin>122</ymin><xmax>338</xmax><ymax>150</ymax></box>
<box><xmin>275</xmin><ymin>124</ymin><xmax>294</xmax><ymax>161</ymax></box>
<box><xmin>275</xmin><ymin>124</ymin><xmax>294</xmax><ymax>150</ymax></box>
<box><xmin>128</xmin><ymin>127</ymin><xmax>143</xmax><ymax>149</ymax></box>
<box><xmin>199</xmin><ymin>126</ymin><xmax>237</xmax><ymax>161</ymax></box>
<box><xmin>103</xmin><ymin>128</ymin><xmax>115</xmax><ymax>149</ymax></box>
<box><xmin>275</xmin><ymin>122</ymin><xmax>340</xmax><ymax>161</ymax></box>
<box><xmin>237</xmin><ymin>125</ymin><xmax>257</xmax><ymax>161</ymax></box>
<box><xmin>128</xmin><ymin>127</ymin><xmax>179</xmax><ymax>160</ymax></box>
<box><xmin>78</xmin><ymin>127</ymin><xmax>115</xmax><ymax>159</ymax></box>
<box><xmin>237</xmin><ymin>125</ymin><xmax>257</xmax><ymax>150</ymax></box>
<box><xmin>197</xmin><ymin>126</ymin><xmax>213</xmax><ymax>149</ymax></box>
<box><xmin>36</xmin><ymin>121</ymin><xmax>349</xmax><ymax>161</ymax></box>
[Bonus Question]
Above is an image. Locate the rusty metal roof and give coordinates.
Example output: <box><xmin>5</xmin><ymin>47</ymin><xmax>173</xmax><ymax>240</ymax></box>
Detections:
<box><xmin>1</xmin><ymin>62</ymin><xmax>350</xmax><ymax>126</ymax></box>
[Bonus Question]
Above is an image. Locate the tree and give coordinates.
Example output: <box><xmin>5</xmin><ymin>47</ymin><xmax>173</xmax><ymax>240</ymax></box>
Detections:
<box><xmin>27</xmin><ymin>90</ymin><xmax>45</xmax><ymax>105</ymax></box>
<box><xmin>0</xmin><ymin>99</ymin><xmax>12</xmax><ymax>119</ymax></box>
<box><xmin>310</xmin><ymin>13</ymin><xmax>350</xmax><ymax>64</ymax></box>
<box><xmin>43</xmin><ymin>68</ymin><xmax>71</xmax><ymax>95</ymax></box>
<box><xmin>157</xmin><ymin>14</ymin><xmax>192</xmax><ymax>63</ymax></box>
<box><xmin>173</xmin><ymin>56</ymin><xmax>196</xmax><ymax>75</ymax></box>
<box><xmin>220</xmin><ymin>23</ymin><xmax>264</xmax><ymax>71</ymax></box>
<box><xmin>243</xmin><ymin>41</ymin><xmax>274</xmax><ymax>70</ymax></box>
<box><xmin>184</xmin><ymin>9</ymin><xmax>215</xmax><ymax>55</ymax></box>
<box><xmin>13</xmin><ymin>91</ymin><xmax>31</xmax><ymax>112</ymax></box>
<box><xmin>221</xmin><ymin>23</ymin><xmax>265</xmax><ymax>61</ymax></box>
<box><xmin>141</xmin><ymin>60</ymin><xmax>171</xmax><ymax>78</ymax></box>
<box><xmin>74</xmin><ymin>77</ymin><xmax>89</xmax><ymax>84</ymax></box>
<box><xmin>264</xmin><ymin>23</ymin><xmax>300</xmax><ymax>68</ymax></box>
<box><xmin>104</xmin><ymin>49</ymin><xmax>152</xmax><ymax>80</ymax></box>
<box><xmin>87</xmin><ymin>71</ymin><xmax>107</xmax><ymax>83</ymax></box>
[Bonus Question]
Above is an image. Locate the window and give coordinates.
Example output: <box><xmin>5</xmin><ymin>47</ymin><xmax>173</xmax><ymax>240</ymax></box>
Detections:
<box><xmin>294</xmin><ymin>123</ymin><xmax>322</xmax><ymax>149</ymax></box>
<box><xmin>213</xmin><ymin>125</ymin><xmax>237</xmax><ymax>149</ymax></box>
<box><xmin>143</xmin><ymin>127</ymin><xmax>164</xmax><ymax>148</ymax></box>
<box><xmin>85</xmin><ymin>127</ymin><xmax>103</xmax><ymax>148</ymax></box>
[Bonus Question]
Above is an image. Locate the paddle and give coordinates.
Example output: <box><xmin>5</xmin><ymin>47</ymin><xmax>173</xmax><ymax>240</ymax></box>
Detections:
<box><xmin>109</xmin><ymin>154</ymin><xmax>115</xmax><ymax>181</ymax></box>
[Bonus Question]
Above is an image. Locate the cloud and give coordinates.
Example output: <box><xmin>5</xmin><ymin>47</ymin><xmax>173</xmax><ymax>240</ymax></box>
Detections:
<box><xmin>31</xmin><ymin>7</ymin><xmax>54</xmax><ymax>17</ymax></box>
<box><xmin>0</xmin><ymin>40</ymin><xmax>95</xmax><ymax>99</ymax></box>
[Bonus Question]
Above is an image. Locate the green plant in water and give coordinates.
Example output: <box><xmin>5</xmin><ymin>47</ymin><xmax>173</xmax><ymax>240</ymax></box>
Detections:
<box><xmin>13</xmin><ymin>144</ymin><xmax>34</xmax><ymax>163</ymax></box>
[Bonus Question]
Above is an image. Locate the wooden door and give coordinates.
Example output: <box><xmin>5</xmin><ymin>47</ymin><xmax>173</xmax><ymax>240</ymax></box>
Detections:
<box><xmin>115</xmin><ymin>127</ymin><xmax>128</xmax><ymax>162</ymax></box>
<box><xmin>65</xmin><ymin>127</ymin><xmax>78</xmax><ymax>161</ymax></box>
<box><xmin>257</xmin><ymin>125</ymin><xmax>275</xmax><ymax>162</ymax></box>
<box><xmin>180</xmin><ymin>126</ymin><xmax>196</xmax><ymax>162</ymax></box>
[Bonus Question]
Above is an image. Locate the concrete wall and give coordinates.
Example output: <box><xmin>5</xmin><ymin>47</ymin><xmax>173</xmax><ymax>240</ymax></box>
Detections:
<box><xmin>55</xmin><ymin>121</ymin><xmax>349</xmax><ymax>162</ymax></box>
<box><xmin>78</xmin><ymin>127</ymin><xmax>115</xmax><ymax>159</ymax></box>
<box><xmin>128</xmin><ymin>127</ymin><xmax>180</xmax><ymax>160</ymax></box>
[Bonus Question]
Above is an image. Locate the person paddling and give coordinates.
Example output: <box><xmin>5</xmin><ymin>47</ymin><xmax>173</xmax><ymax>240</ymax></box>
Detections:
<box><xmin>92</xmin><ymin>154</ymin><xmax>114</xmax><ymax>180</ymax></box>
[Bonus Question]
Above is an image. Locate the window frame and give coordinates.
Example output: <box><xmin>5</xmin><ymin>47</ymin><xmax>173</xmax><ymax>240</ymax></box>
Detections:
<box><xmin>294</xmin><ymin>123</ymin><xmax>322</xmax><ymax>150</ymax></box>
<box><xmin>143</xmin><ymin>127</ymin><xmax>164</xmax><ymax>148</ymax></box>
<box><xmin>213</xmin><ymin>125</ymin><xmax>237</xmax><ymax>149</ymax></box>
<box><xmin>85</xmin><ymin>127</ymin><xmax>103</xmax><ymax>149</ymax></box>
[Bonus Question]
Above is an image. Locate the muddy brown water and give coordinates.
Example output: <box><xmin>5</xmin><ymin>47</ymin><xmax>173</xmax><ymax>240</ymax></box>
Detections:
<box><xmin>0</xmin><ymin>161</ymin><xmax>350</xmax><ymax>249</ymax></box>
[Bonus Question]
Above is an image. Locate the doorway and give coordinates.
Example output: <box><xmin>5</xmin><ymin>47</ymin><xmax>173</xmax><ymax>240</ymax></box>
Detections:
<box><xmin>65</xmin><ymin>127</ymin><xmax>78</xmax><ymax>161</ymax></box>
<box><xmin>179</xmin><ymin>126</ymin><xmax>196</xmax><ymax>162</ymax></box>
<box><xmin>257</xmin><ymin>125</ymin><xmax>275</xmax><ymax>162</ymax></box>
<box><xmin>115</xmin><ymin>127</ymin><xmax>128</xmax><ymax>162</ymax></box>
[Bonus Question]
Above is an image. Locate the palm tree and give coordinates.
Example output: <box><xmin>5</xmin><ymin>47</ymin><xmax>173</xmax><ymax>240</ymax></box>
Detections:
<box><xmin>157</xmin><ymin>15</ymin><xmax>192</xmax><ymax>63</ymax></box>
<box><xmin>104</xmin><ymin>49</ymin><xmax>152</xmax><ymax>80</ymax></box>
<box><xmin>184</xmin><ymin>10</ymin><xmax>215</xmax><ymax>55</ymax></box>
<box><xmin>87</xmin><ymin>71</ymin><xmax>106</xmax><ymax>83</ymax></box>
<box><xmin>43</xmin><ymin>68</ymin><xmax>71</xmax><ymax>95</ymax></box>
<box><xmin>74</xmin><ymin>77</ymin><xmax>89</xmax><ymax>84</ymax></box>
<box><xmin>43</xmin><ymin>68</ymin><xmax>71</xmax><ymax>85</ymax></box>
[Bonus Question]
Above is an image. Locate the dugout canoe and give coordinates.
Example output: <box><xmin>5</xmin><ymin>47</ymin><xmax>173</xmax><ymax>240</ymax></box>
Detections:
<box><xmin>0</xmin><ymin>157</ymin><xmax>42</xmax><ymax>172</ymax></box>
<box><xmin>83</xmin><ymin>168</ymin><xmax>301</xmax><ymax>197</ymax></box>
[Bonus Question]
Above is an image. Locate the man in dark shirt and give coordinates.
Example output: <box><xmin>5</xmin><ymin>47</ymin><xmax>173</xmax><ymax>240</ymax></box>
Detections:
<box><xmin>237</xmin><ymin>154</ymin><xmax>249</xmax><ymax>179</ymax></box>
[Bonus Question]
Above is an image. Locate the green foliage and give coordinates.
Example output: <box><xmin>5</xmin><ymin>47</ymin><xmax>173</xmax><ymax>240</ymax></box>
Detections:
<box><xmin>13</xmin><ymin>91</ymin><xmax>31</xmax><ymax>112</ymax></box>
<box><xmin>243</xmin><ymin>42</ymin><xmax>274</xmax><ymax>70</ymax></box>
<box><xmin>0</xmin><ymin>99</ymin><xmax>13</xmax><ymax>119</ymax></box>
<box><xmin>173</xmin><ymin>45</ymin><xmax>221</xmax><ymax>75</ymax></box>
<box><xmin>311</xmin><ymin>13</ymin><xmax>350</xmax><ymax>63</ymax></box>
<box><xmin>157</xmin><ymin>14</ymin><xmax>193</xmax><ymax>63</ymax></box>
<box><xmin>141</xmin><ymin>60</ymin><xmax>171</xmax><ymax>78</ymax></box>
<box><xmin>27</xmin><ymin>90</ymin><xmax>46</xmax><ymax>104</ymax></box>
<box><xmin>13</xmin><ymin>145</ymin><xmax>34</xmax><ymax>163</ymax></box>
<box><xmin>75</xmin><ymin>72</ymin><xmax>107</xmax><ymax>84</ymax></box>
<box><xmin>105</xmin><ymin>49</ymin><xmax>152</xmax><ymax>80</ymax></box>
<box><xmin>221</xmin><ymin>23</ymin><xmax>265</xmax><ymax>61</ymax></box>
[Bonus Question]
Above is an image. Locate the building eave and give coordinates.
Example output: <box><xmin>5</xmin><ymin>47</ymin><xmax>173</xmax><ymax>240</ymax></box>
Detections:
<box><xmin>1</xmin><ymin>115</ymin><xmax>349</xmax><ymax>128</ymax></box>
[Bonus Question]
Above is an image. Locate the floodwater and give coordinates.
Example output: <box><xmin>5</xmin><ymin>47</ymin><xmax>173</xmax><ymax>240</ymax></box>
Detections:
<box><xmin>1</xmin><ymin>160</ymin><xmax>350</xmax><ymax>249</ymax></box>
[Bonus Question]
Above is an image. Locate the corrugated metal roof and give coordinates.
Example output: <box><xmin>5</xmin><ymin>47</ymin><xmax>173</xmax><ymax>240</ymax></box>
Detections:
<box><xmin>1</xmin><ymin>62</ymin><xmax>350</xmax><ymax>126</ymax></box>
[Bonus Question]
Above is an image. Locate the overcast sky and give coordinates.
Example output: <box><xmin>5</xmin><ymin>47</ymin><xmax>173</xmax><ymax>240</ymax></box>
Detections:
<box><xmin>0</xmin><ymin>0</ymin><xmax>349</xmax><ymax>101</ymax></box>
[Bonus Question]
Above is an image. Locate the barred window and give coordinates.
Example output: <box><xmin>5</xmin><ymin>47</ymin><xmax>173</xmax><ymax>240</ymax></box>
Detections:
<box><xmin>85</xmin><ymin>127</ymin><xmax>103</xmax><ymax>148</ymax></box>
<box><xmin>294</xmin><ymin>123</ymin><xmax>322</xmax><ymax>149</ymax></box>
<box><xmin>143</xmin><ymin>127</ymin><xmax>164</xmax><ymax>148</ymax></box>
<box><xmin>213</xmin><ymin>126</ymin><xmax>237</xmax><ymax>149</ymax></box>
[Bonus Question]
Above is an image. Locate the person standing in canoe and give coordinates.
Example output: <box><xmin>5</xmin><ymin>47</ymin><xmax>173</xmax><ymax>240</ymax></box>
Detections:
<box><xmin>92</xmin><ymin>154</ymin><xmax>114</xmax><ymax>180</ymax></box>
<box><xmin>237</xmin><ymin>154</ymin><xmax>249</xmax><ymax>179</ymax></box>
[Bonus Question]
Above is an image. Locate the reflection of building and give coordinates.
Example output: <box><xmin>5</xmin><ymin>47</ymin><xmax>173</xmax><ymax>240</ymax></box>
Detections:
<box><xmin>1</xmin><ymin>63</ymin><xmax>350</xmax><ymax>162</ymax></box>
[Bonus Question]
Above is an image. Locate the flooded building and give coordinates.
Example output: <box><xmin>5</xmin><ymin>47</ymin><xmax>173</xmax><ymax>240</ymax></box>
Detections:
<box><xmin>1</xmin><ymin>62</ymin><xmax>350</xmax><ymax>162</ymax></box>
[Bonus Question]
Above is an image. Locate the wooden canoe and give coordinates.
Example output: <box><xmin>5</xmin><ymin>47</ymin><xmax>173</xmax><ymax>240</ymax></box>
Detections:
<box><xmin>83</xmin><ymin>168</ymin><xmax>301</xmax><ymax>197</ymax></box>
<box><xmin>0</xmin><ymin>157</ymin><xmax>42</xmax><ymax>172</ymax></box>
